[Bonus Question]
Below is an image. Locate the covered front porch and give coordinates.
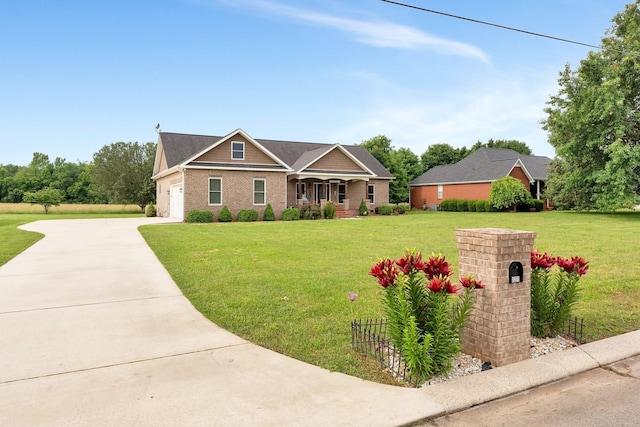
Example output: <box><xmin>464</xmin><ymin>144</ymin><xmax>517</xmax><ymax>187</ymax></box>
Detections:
<box><xmin>288</xmin><ymin>176</ymin><xmax>372</xmax><ymax>215</ymax></box>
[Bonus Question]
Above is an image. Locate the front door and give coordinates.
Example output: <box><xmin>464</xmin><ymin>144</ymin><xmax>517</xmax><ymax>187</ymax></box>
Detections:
<box><xmin>329</xmin><ymin>183</ymin><xmax>346</xmax><ymax>204</ymax></box>
<box><xmin>314</xmin><ymin>183</ymin><xmax>330</xmax><ymax>204</ymax></box>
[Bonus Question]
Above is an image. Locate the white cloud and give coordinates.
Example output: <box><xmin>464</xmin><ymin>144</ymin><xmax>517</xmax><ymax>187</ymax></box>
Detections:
<box><xmin>215</xmin><ymin>0</ymin><xmax>488</xmax><ymax>61</ymax></box>
<box><xmin>327</xmin><ymin>77</ymin><xmax>556</xmax><ymax>157</ymax></box>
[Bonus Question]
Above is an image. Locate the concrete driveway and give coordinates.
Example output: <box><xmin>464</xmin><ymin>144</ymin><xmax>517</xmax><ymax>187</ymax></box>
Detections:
<box><xmin>0</xmin><ymin>218</ymin><xmax>437</xmax><ymax>426</ymax></box>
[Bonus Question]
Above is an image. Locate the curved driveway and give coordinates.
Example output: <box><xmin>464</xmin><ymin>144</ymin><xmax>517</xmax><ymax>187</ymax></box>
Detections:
<box><xmin>0</xmin><ymin>218</ymin><xmax>437</xmax><ymax>426</ymax></box>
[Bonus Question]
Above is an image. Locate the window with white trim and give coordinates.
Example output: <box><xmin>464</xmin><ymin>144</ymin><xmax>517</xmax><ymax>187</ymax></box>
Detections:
<box><xmin>437</xmin><ymin>184</ymin><xmax>444</xmax><ymax>199</ymax></box>
<box><xmin>367</xmin><ymin>184</ymin><xmax>375</xmax><ymax>204</ymax></box>
<box><xmin>254</xmin><ymin>178</ymin><xmax>266</xmax><ymax>205</ymax></box>
<box><xmin>209</xmin><ymin>178</ymin><xmax>222</xmax><ymax>205</ymax></box>
<box><xmin>231</xmin><ymin>141</ymin><xmax>244</xmax><ymax>160</ymax></box>
<box><xmin>338</xmin><ymin>183</ymin><xmax>346</xmax><ymax>203</ymax></box>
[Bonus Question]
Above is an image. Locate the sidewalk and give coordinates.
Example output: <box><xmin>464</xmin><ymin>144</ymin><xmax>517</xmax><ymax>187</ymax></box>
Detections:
<box><xmin>0</xmin><ymin>218</ymin><xmax>638</xmax><ymax>426</ymax></box>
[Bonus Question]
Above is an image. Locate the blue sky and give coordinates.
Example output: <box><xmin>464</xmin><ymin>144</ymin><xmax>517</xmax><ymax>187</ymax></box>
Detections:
<box><xmin>1</xmin><ymin>0</ymin><xmax>631</xmax><ymax>165</ymax></box>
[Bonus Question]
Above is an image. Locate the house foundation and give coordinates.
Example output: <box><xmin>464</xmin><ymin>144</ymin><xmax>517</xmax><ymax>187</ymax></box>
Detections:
<box><xmin>455</xmin><ymin>228</ymin><xmax>536</xmax><ymax>367</ymax></box>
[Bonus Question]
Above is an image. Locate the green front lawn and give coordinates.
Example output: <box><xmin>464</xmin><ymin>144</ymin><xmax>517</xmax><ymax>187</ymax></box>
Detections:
<box><xmin>139</xmin><ymin>211</ymin><xmax>640</xmax><ymax>382</ymax></box>
<box><xmin>0</xmin><ymin>215</ymin><xmax>45</xmax><ymax>266</ymax></box>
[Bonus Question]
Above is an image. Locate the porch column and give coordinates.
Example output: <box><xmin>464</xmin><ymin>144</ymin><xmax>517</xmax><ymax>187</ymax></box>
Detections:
<box><xmin>343</xmin><ymin>181</ymin><xmax>349</xmax><ymax>210</ymax></box>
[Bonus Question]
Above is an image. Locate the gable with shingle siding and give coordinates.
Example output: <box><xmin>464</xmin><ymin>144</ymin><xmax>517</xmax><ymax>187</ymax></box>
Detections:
<box><xmin>193</xmin><ymin>134</ymin><xmax>279</xmax><ymax>166</ymax></box>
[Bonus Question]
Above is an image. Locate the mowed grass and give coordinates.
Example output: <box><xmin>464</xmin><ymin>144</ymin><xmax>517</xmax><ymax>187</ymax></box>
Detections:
<box><xmin>139</xmin><ymin>211</ymin><xmax>640</xmax><ymax>382</ymax></box>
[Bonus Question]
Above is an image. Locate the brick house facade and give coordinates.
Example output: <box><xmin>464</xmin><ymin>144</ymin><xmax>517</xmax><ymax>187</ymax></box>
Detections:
<box><xmin>152</xmin><ymin>129</ymin><xmax>393</xmax><ymax>220</ymax></box>
<box><xmin>409</xmin><ymin>148</ymin><xmax>551</xmax><ymax>210</ymax></box>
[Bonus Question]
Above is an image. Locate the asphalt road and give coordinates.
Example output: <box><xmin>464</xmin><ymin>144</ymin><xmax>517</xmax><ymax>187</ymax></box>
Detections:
<box><xmin>418</xmin><ymin>355</ymin><xmax>640</xmax><ymax>427</ymax></box>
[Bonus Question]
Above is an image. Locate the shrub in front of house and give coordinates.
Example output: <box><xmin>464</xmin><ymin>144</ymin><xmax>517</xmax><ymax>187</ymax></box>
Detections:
<box><xmin>218</xmin><ymin>206</ymin><xmax>232</xmax><ymax>222</ymax></box>
<box><xmin>186</xmin><ymin>209</ymin><xmax>214</xmax><ymax>223</ymax></box>
<box><xmin>457</xmin><ymin>199</ymin><xmax>468</xmax><ymax>212</ymax></box>
<box><xmin>475</xmin><ymin>200</ymin><xmax>486</xmax><ymax>212</ymax></box>
<box><xmin>533</xmin><ymin>199</ymin><xmax>544</xmax><ymax>212</ymax></box>
<box><xmin>358</xmin><ymin>199</ymin><xmax>368</xmax><ymax>216</ymax></box>
<box><xmin>394</xmin><ymin>204</ymin><xmax>407</xmax><ymax>215</ymax></box>
<box><xmin>467</xmin><ymin>200</ymin><xmax>477</xmax><ymax>212</ymax></box>
<box><xmin>263</xmin><ymin>204</ymin><xmax>275</xmax><ymax>221</ymax></box>
<box><xmin>490</xmin><ymin>176</ymin><xmax>533</xmax><ymax>211</ymax></box>
<box><xmin>282</xmin><ymin>207</ymin><xmax>301</xmax><ymax>221</ymax></box>
<box><xmin>482</xmin><ymin>200</ymin><xmax>493</xmax><ymax>212</ymax></box>
<box><xmin>517</xmin><ymin>200</ymin><xmax>534</xmax><ymax>212</ymax></box>
<box><xmin>445</xmin><ymin>199</ymin><xmax>459</xmax><ymax>212</ymax></box>
<box><xmin>301</xmin><ymin>204</ymin><xmax>322</xmax><ymax>220</ymax></box>
<box><xmin>145</xmin><ymin>203</ymin><xmax>157</xmax><ymax>217</ymax></box>
<box><xmin>324</xmin><ymin>201</ymin><xmax>337</xmax><ymax>219</ymax></box>
<box><xmin>238</xmin><ymin>209</ymin><xmax>259</xmax><ymax>222</ymax></box>
<box><xmin>377</xmin><ymin>205</ymin><xmax>394</xmax><ymax>215</ymax></box>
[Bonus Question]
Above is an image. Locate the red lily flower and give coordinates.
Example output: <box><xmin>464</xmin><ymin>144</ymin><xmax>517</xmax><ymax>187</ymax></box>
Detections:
<box><xmin>557</xmin><ymin>256</ymin><xmax>589</xmax><ymax>275</ymax></box>
<box><xmin>396</xmin><ymin>250</ymin><xmax>427</xmax><ymax>274</ymax></box>
<box><xmin>460</xmin><ymin>274</ymin><xmax>484</xmax><ymax>289</ymax></box>
<box><xmin>369</xmin><ymin>258</ymin><xmax>399</xmax><ymax>288</ymax></box>
<box><xmin>571</xmin><ymin>256</ymin><xmax>589</xmax><ymax>276</ymax></box>
<box><xmin>446</xmin><ymin>281</ymin><xmax>460</xmax><ymax>294</ymax></box>
<box><xmin>531</xmin><ymin>250</ymin><xmax>555</xmax><ymax>269</ymax></box>
<box><xmin>427</xmin><ymin>275</ymin><xmax>450</xmax><ymax>292</ymax></box>
<box><xmin>424</xmin><ymin>253</ymin><xmax>452</xmax><ymax>279</ymax></box>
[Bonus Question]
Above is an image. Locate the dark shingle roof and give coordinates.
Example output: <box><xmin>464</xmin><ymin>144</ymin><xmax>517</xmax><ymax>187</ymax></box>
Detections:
<box><xmin>158</xmin><ymin>131</ymin><xmax>393</xmax><ymax>178</ymax></box>
<box><xmin>160</xmin><ymin>133</ymin><xmax>221</xmax><ymax>169</ymax></box>
<box><xmin>410</xmin><ymin>148</ymin><xmax>551</xmax><ymax>186</ymax></box>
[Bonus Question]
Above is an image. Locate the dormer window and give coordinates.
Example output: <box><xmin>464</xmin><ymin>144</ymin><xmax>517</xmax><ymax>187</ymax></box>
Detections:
<box><xmin>231</xmin><ymin>141</ymin><xmax>244</xmax><ymax>160</ymax></box>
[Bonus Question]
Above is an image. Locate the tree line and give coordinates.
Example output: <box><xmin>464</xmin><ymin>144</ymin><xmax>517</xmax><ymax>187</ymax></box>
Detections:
<box><xmin>358</xmin><ymin>136</ymin><xmax>532</xmax><ymax>204</ymax></box>
<box><xmin>3</xmin><ymin>4</ymin><xmax>638</xmax><ymax>213</ymax></box>
<box><xmin>0</xmin><ymin>142</ymin><xmax>156</xmax><ymax>212</ymax></box>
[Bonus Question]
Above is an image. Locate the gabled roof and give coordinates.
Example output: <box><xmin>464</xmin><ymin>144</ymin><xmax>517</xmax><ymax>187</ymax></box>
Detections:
<box><xmin>410</xmin><ymin>148</ymin><xmax>551</xmax><ymax>186</ymax></box>
<box><xmin>154</xmin><ymin>129</ymin><xmax>393</xmax><ymax>179</ymax></box>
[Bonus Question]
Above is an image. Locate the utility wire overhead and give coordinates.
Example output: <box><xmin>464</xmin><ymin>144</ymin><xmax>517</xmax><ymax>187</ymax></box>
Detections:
<box><xmin>380</xmin><ymin>0</ymin><xmax>603</xmax><ymax>50</ymax></box>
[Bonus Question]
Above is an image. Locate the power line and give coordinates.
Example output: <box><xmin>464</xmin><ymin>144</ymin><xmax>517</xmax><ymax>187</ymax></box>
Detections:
<box><xmin>380</xmin><ymin>0</ymin><xmax>604</xmax><ymax>50</ymax></box>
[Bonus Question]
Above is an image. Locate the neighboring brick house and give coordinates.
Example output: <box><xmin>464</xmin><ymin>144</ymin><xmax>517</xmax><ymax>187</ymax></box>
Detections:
<box><xmin>152</xmin><ymin>129</ymin><xmax>393</xmax><ymax>220</ymax></box>
<box><xmin>409</xmin><ymin>148</ymin><xmax>551</xmax><ymax>210</ymax></box>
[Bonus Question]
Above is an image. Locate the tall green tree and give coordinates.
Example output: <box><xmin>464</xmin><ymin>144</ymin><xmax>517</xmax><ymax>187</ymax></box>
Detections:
<box><xmin>91</xmin><ymin>142</ymin><xmax>156</xmax><ymax>211</ymax></box>
<box><xmin>358</xmin><ymin>135</ymin><xmax>421</xmax><ymax>203</ymax></box>
<box><xmin>390</xmin><ymin>148</ymin><xmax>422</xmax><ymax>203</ymax></box>
<box><xmin>470</xmin><ymin>139</ymin><xmax>532</xmax><ymax>155</ymax></box>
<box><xmin>420</xmin><ymin>143</ymin><xmax>466</xmax><ymax>172</ymax></box>
<box><xmin>358</xmin><ymin>135</ymin><xmax>393</xmax><ymax>167</ymax></box>
<box><xmin>542</xmin><ymin>1</ymin><xmax>640</xmax><ymax>211</ymax></box>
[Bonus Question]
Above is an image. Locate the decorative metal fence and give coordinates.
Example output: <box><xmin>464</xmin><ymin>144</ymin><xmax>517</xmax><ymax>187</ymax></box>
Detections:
<box><xmin>562</xmin><ymin>316</ymin><xmax>585</xmax><ymax>344</ymax></box>
<box><xmin>350</xmin><ymin>319</ymin><xmax>419</xmax><ymax>386</ymax></box>
<box><xmin>352</xmin><ymin>316</ymin><xmax>587</xmax><ymax>387</ymax></box>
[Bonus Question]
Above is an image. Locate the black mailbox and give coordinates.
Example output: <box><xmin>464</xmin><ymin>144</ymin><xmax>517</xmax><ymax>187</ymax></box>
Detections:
<box><xmin>509</xmin><ymin>261</ymin><xmax>523</xmax><ymax>284</ymax></box>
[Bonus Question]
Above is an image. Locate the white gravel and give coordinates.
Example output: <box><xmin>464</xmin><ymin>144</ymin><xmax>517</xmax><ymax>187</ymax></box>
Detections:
<box><xmin>422</xmin><ymin>335</ymin><xmax>578</xmax><ymax>386</ymax></box>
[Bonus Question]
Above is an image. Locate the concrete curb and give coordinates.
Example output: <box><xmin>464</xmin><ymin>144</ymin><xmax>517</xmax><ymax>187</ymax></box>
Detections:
<box><xmin>418</xmin><ymin>330</ymin><xmax>640</xmax><ymax>419</ymax></box>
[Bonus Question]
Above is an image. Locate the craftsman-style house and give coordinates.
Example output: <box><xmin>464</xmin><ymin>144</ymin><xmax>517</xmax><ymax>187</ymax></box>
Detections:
<box><xmin>152</xmin><ymin>129</ymin><xmax>393</xmax><ymax>220</ymax></box>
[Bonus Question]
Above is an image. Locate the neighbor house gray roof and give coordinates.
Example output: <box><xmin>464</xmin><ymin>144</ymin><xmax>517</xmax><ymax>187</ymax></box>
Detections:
<box><xmin>158</xmin><ymin>131</ymin><xmax>393</xmax><ymax>179</ymax></box>
<box><xmin>410</xmin><ymin>148</ymin><xmax>551</xmax><ymax>186</ymax></box>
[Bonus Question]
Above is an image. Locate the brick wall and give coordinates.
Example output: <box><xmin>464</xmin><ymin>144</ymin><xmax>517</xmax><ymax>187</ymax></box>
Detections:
<box><xmin>455</xmin><ymin>228</ymin><xmax>536</xmax><ymax>367</ymax></box>
<box><xmin>183</xmin><ymin>169</ymin><xmax>287</xmax><ymax>219</ymax></box>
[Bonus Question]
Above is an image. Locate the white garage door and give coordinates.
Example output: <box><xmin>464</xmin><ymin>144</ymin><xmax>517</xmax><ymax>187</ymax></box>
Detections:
<box><xmin>169</xmin><ymin>184</ymin><xmax>184</xmax><ymax>220</ymax></box>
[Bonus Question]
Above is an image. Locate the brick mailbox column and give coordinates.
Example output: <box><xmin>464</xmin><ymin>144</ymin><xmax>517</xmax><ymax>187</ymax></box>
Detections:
<box><xmin>455</xmin><ymin>228</ymin><xmax>536</xmax><ymax>367</ymax></box>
